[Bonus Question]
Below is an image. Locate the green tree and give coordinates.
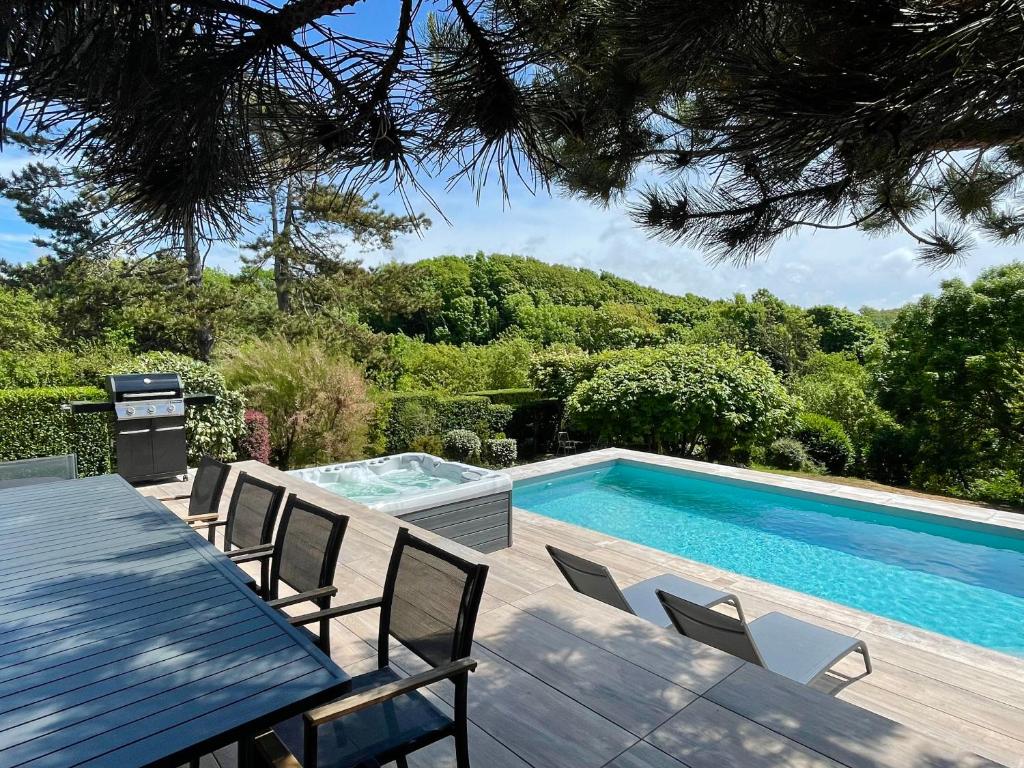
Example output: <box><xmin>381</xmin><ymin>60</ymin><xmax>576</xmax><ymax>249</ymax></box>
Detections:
<box><xmin>566</xmin><ymin>344</ymin><xmax>795</xmax><ymax>459</ymax></box>
<box><xmin>877</xmin><ymin>264</ymin><xmax>1024</xmax><ymax>501</ymax></box>
<box><xmin>710</xmin><ymin>291</ymin><xmax>820</xmax><ymax>376</ymax></box>
<box><xmin>2</xmin><ymin>1</ymin><xmax>546</xmax><ymax>234</ymax></box>
<box><xmin>806</xmin><ymin>306</ymin><xmax>881</xmax><ymax>360</ymax></box>
<box><xmin>246</xmin><ymin>178</ymin><xmax>428</xmax><ymax>314</ymax></box>
<box><xmin>0</xmin><ymin>286</ymin><xmax>56</xmax><ymax>351</ymax></box>
<box><xmin>790</xmin><ymin>353</ymin><xmax>894</xmax><ymax>465</ymax></box>
<box><xmin>512</xmin><ymin>0</ymin><xmax>1024</xmax><ymax>263</ymax></box>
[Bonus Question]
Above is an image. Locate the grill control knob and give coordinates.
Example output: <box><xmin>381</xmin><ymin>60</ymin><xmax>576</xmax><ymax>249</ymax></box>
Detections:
<box><xmin>147</xmin><ymin>405</ymin><xmax>156</xmax><ymax>414</ymax></box>
<box><xmin>125</xmin><ymin>406</ymin><xmax>135</xmax><ymax>416</ymax></box>
<box><xmin>166</xmin><ymin>404</ymin><xmax>175</xmax><ymax>413</ymax></box>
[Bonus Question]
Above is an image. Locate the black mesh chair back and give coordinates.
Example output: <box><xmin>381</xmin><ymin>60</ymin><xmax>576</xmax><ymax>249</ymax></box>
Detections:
<box><xmin>268</xmin><ymin>495</ymin><xmax>348</xmax><ymax>601</ymax></box>
<box><xmin>545</xmin><ymin>544</ymin><xmax>633</xmax><ymax>614</ymax></box>
<box><xmin>379</xmin><ymin>528</ymin><xmax>490</xmax><ymax>668</ymax></box>
<box><xmin>0</xmin><ymin>454</ymin><xmax>77</xmax><ymax>488</ymax></box>
<box><xmin>224</xmin><ymin>472</ymin><xmax>286</xmax><ymax>552</ymax></box>
<box><xmin>657</xmin><ymin>589</ymin><xmax>764</xmax><ymax>665</ymax></box>
<box><xmin>187</xmin><ymin>455</ymin><xmax>230</xmax><ymax>518</ymax></box>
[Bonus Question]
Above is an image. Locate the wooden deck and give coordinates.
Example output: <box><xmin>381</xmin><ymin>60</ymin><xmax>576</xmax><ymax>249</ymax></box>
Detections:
<box><xmin>142</xmin><ymin>457</ymin><xmax>1024</xmax><ymax>768</ymax></box>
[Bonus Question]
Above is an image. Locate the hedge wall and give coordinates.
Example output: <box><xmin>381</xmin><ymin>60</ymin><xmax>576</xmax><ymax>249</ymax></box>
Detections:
<box><xmin>464</xmin><ymin>388</ymin><xmax>543</xmax><ymax>407</ymax></box>
<box><xmin>0</xmin><ymin>387</ymin><xmax>112</xmax><ymax>476</ymax></box>
<box><xmin>371</xmin><ymin>392</ymin><xmax>515</xmax><ymax>455</ymax></box>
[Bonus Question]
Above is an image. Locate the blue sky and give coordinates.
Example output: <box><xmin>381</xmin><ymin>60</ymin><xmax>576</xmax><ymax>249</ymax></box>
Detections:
<box><xmin>1</xmin><ymin>3</ymin><xmax>1019</xmax><ymax>309</ymax></box>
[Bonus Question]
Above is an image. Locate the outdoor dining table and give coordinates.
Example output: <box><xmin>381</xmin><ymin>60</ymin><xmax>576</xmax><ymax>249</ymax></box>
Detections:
<box><xmin>0</xmin><ymin>473</ymin><xmax>352</xmax><ymax>768</ymax></box>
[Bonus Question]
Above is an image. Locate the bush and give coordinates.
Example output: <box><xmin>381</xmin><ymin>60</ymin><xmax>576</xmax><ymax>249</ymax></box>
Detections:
<box><xmin>115</xmin><ymin>351</ymin><xmax>245</xmax><ymax>463</ymax></box>
<box><xmin>0</xmin><ymin>387</ymin><xmax>111</xmax><ymax>476</ymax></box>
<box><xmin>390</xmin><ymin>337</ymin><xmax>533</xmax><ymax>393</ymax></box>
<box><xmin>485</xmin><ymin>404</ymin><xmax>515</xmax><ymax>434</ymax></box>
<box><xmin>484</xmin><ymin>437</ymin><xmax>517</xmax><ymax>467</ymax></box>
<box><xmin>408</xmin><ymin>434</ymin><xmax>445</xmax><ymax>456</ymax></box>
<box><xmin>435</xmin><ymin>395</ymin><xmax>493</xmax><ymax>435</ymax></box>
<box><xmin>236</xmin><ymin>409</ymin><xmax>271</xmax><ymax>463</ymax></box>
<box><xmin>963</xmin><ymin>470</ymin><xmax>1024</xmax><ymax>507</ymax></box>
<box><xmin>766</xmin><ymin>438</ymin><xmax>815</xmax><ymax>471</ymax></box>
<box><xmin>225</xmin><ymin>338</ymin><xmax>374</xmax><ymax>469</ymax></box>
<box><xmin>383</xmin><ymin>394</ymin><xmax>438</xmax><ymax>454</ymax></box>
<box><xmin>794</xmin><ymin>413</ymin><xmax>853</xmax><ymax>474</ymax></box>
<box><xmin>566</xmin><ymin>344</ymin><xmax>795</xmax><ymax>459</ymax></box>
<box><xmin>864</xmin><ymin>422</ymin><xmax>915</xmax><ymax>486</ymax></box>
<box><xmin>443</xmin><ymin>429</ymin><xmax>482</xmax><ymax>462</ymax></box>
<box><xmin>373</xmin><ymin>392</ymin><xmax>496</xmax><ymax>454</ymax></box>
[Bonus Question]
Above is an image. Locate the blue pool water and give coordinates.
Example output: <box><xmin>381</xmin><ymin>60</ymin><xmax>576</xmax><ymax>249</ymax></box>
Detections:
<box><xmin>513</xmin><ymin>461</ymin><xmax>1024</xmax><ymax>655</ymax></box>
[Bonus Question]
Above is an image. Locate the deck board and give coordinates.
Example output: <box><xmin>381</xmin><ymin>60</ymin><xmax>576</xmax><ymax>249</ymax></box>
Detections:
<box><xmin>142</xmin><ymin>460</ymin><xmax>1021</xmax><ymax>768</ymax></box>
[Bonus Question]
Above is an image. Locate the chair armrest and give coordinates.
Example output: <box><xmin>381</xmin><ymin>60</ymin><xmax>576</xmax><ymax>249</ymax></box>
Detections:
<box><xmin>226</xmin><ymin>543</ymin><xmax>274</xmax><ymax>563</ymax></box>
<box><xmin>184</xmin><ymin>512</ymin><xmax>220</xmax><ymax>524</ymax></box>
<box><xmin>156</xmin><ymin>493</ymin><xmax>192</xmax><ymax>501</ymax></box>
<box><xmin>188</xmin><ymin>520</ymin><xmax>227</xmax><ymax>533</ymax></box>
<box><xmin>267</xmin><ymin>586</ymin><xmax>338</xmax><ymax>609</ymax></box>
<box><xmin>286</xmin><ymin>597</ymin><xmax>384</xmax><ymax>627</ymax></box>
<box><xmin>305</xmin><ymin>658</ymin><xmax>478</xmax><ymax>726</ymax></box>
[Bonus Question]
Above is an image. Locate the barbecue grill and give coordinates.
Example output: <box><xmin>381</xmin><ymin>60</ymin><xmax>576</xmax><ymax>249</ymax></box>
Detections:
<box><xmin>68</xmin><ymin>373</ymin><xmax>215</xmax><ymax>483</ymax></box>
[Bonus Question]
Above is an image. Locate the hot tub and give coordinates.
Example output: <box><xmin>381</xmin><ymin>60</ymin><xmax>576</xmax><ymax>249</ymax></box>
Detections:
<box><xmin>289</xmin><ymin>453</ymin><xmax>513</xmax><ymax>552</ymax></box>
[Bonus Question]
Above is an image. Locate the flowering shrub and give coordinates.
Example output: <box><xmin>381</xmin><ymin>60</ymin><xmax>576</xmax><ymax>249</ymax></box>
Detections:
<box><xmin>237</xmin><ymin>409</ymin><xmax>271</xmax><ymax>463</ymax></box>
<box><xmin>443</xmin><ymin>429</ymin><xmax>481</xmax><ymax>462</ymax></box>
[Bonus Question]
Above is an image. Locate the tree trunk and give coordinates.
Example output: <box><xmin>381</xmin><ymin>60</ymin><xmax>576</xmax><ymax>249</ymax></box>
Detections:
<box><xmin>183</xmin><ymin>213</ymin><xmax>215</xmax><ymax>361</ymax></box>
<box><xmin>274</xmin><ymin>180</ymin><xmax>294</xmax><ymax>314</ymax></box>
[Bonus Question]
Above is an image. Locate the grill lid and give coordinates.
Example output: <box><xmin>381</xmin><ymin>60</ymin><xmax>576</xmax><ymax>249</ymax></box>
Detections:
<box><xmin>105</xmin><ymin>373</ymin><xmax>183</xmax><ymax>400</ymax></box>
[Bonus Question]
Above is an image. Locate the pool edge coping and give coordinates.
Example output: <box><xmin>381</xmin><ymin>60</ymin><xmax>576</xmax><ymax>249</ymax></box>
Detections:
<box><xmin>505</xmin><ymin>448</ymin><xmax>1024</xmax><ymax>672</ymax></box>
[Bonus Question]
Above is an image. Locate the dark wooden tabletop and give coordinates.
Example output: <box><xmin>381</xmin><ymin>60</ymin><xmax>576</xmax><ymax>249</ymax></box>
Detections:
<box><xmin>0</xmin><ymin>474</ymin><xmax>351</xmax><ymax>768</ymax></box>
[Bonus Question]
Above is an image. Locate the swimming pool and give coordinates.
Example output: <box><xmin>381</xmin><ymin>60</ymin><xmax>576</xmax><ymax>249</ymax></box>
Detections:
<box><xmin>513</xmin><ymin>460</ymin><xmax>1024</xmax><ymax>655</ymax></box>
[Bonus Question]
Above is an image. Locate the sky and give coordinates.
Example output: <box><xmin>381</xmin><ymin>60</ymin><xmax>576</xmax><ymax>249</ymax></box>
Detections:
<box><xmin>1</xmin><ymin>3</ymin><xmax>1019</xmax><ymax>310</ymax></box>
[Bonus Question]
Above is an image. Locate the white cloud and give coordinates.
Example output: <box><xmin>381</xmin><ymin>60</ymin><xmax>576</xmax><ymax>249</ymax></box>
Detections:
<box><xmin>365</xmin><ymin>185</ymin><xmax>1020</xmax><ymax>309</ymax></box>
<box><xmin>0</xmin><ymin>160</ymin><xmax>1016</xmax><ymax>308</ymax></box>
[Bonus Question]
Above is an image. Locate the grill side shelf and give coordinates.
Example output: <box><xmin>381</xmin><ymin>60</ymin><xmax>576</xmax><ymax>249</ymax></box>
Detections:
<box><xmin>64</xmin><ymin>401</ymin><xmax>114</xmax><ymax>414</ymax></box>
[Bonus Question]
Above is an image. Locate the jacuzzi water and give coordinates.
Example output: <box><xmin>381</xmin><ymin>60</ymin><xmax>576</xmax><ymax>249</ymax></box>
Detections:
<box><xmin>320</xmin><ymin>466</ymin><xmax>458</xmax><ymax>504</ymax></box>
<box><xmin>290</xmin><ymin>453</ymin><xmax>512</xmax><ymax>516</ymax></box>
<box><xmin>513</xmin><ymin>461</ymin><xmax>1024</xmax><ymax>655</ymax></box>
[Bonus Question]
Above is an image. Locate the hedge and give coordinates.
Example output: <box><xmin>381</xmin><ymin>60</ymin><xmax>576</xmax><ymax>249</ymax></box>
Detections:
<box><xmin>0</xmin><ymin>387</ymin><xmax>112</xmax><ymax>476</ymax></box>
<box><xmin>371</xmin><ymin>392</ymin><xmax>512</xmax><ymax>455</ymax></box>
<box><xmin>464</xmin><ymin>388</ymin><xmax>543</xmax><ymax>407</ymax></box>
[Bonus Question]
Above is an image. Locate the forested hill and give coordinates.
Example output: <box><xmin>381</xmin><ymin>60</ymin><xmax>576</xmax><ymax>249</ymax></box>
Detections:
<box><xmin>359</xmin><ymin>253</ymin><xmax>896</xmax><ymax>354</ymax></box>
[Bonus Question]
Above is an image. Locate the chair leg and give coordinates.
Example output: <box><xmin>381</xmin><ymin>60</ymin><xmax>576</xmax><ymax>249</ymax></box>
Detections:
<box><xmin>394</xmin><ymin>758</ymin><xmax>410</xmax><ymax>768</ymax></box>
<box><xmin>454</xmin><ymin>728</ymin><xmax>471</xmax><ymax>768</ymax></box>
<box><xmin>453</xmin><ymin>673</ymin><xmax>471</xmax><ymax>768</ymax></box>
<box><xmin>319</xmin><ymin>616</ymin><xmax>331</xmax><ymax>654</ymax></box>
<box><xmin>260</xmin><ymin>559</ymin><xmax>270</xmax><ymax>599</ymax></box>
<box><xmin>858</xmin><ymin>642</ymin><xmax>873</xmax><ymax>675</ymax></box>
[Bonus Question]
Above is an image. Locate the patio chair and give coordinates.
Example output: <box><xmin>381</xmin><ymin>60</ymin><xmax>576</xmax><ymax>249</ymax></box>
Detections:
<box><xmin>555</xmin><ymin>431</ymin><xmax>582</xmax><ymax>455</ymax></box>
<box><xmin>657</xmin><ymin>589</ymin><xmax>872</xmax><ymax>687</ymax></box>
<box><xmin>157</xmin><ymin>455</ymin><xmax>231</xmax><ymax>535</ymax></box>
<box><xmin>232</xmin><ymin>494</ymin><xmax>349</xmax><ymax>652</ymax></box>
<box><xmin>191</xmin><ymin>471</ymin><xmax>286</xmax><ymax>593</ymax></box>
<box><xmin>255</xmin><ymin>527</ymin><xmax>489</xmax><ymax>768</ymax></box>
<box><xmin>546</xmin><ymin>545</ymin><xmax>740</xmax><ymax>626</ymax></box>
<box><xmin>0</xmin><ymin>454</ymin><xmax>77</xmax><ymax>489</ymax></box>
